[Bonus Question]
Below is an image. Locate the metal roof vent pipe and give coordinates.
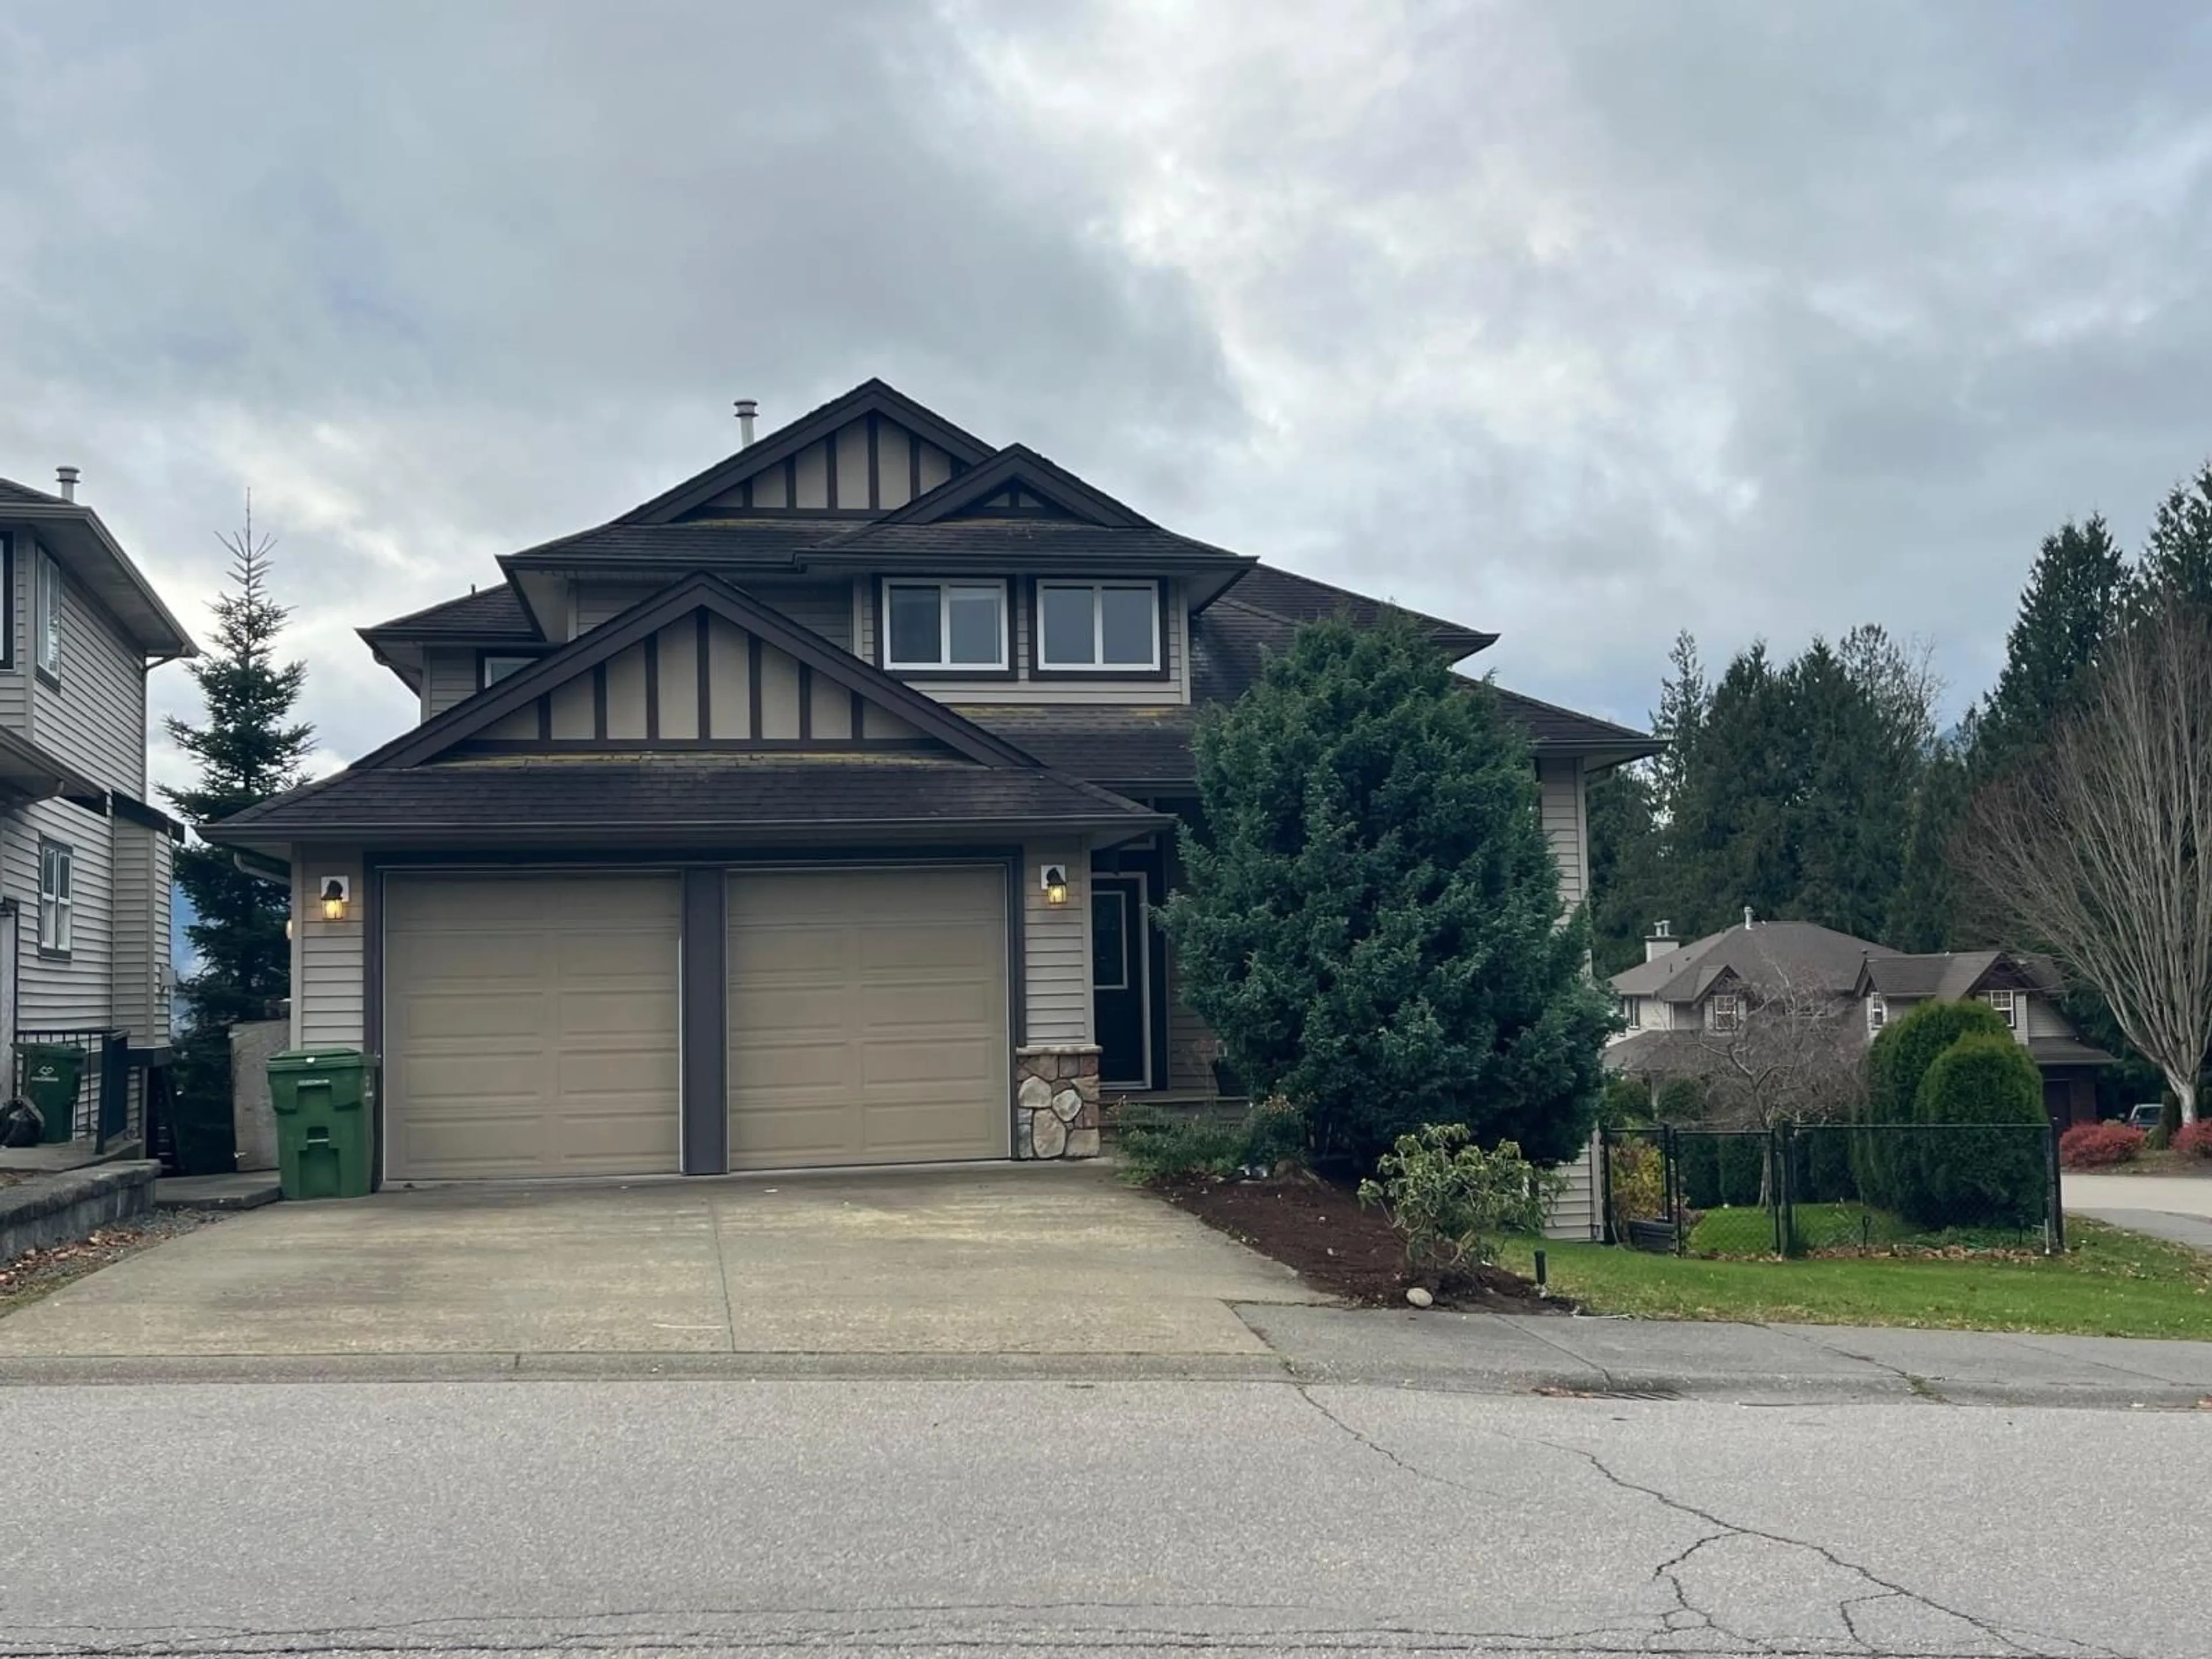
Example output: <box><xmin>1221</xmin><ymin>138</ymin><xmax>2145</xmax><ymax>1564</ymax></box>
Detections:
<box><xmin>733</xmin><ymin>399</ymin><xmax>757</xmax><ymax>448</ymax></box>
<box><xmin>55</xmin><ymin>465</ymin><xmax>79</xmax><ymax>502</ymax></box>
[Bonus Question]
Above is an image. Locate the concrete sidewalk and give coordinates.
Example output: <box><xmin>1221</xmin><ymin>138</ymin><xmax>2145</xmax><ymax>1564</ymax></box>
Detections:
<box><xmin>1240</xmin><ymin>1302</ymin><xmax>2212</xmax><ymax>1408</ymax></box>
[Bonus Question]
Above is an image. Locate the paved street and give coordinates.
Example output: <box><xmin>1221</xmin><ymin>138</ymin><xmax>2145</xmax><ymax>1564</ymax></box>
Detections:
<box><xmin>2065</xmin><ymin>1171</ymin><xmax>2212</xmax><ymax>1255</ymax></box>
<box><xmin>3</xmin><ymin>1377</ymin><xmax>2197</xmax><ymax>1657</ymax></box>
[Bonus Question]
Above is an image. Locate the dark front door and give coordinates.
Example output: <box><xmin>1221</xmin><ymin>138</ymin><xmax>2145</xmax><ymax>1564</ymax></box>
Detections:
<box><xmin>1092</xmin><ymin>875</ymin><xmax>1149</xmax><ymax>1088</ymax></box>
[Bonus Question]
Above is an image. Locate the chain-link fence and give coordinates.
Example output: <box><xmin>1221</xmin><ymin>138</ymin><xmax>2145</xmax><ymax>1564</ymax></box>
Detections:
<box><xmin>1601</xmin><ymin>1122</ymin><xmax>2063</xmax><ymax>1257</ymax></box>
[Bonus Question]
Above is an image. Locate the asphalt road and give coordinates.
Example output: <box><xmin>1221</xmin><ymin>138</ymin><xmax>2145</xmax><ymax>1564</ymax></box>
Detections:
<box><xmin>2</xmin><ymin>1378</ymin><xmax>2198</xmax><ymax>1657</ymax></box>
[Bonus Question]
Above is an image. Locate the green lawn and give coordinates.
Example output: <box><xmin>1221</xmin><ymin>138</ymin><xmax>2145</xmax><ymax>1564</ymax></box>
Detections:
<box><xmin>1499</xmin><ymin>1219</ymin><xmax>2212</xmax><ymax>1339</ymax></box>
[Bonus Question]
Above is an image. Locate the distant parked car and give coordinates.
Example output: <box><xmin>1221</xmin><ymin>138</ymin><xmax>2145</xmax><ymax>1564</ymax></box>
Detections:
<box><xmin>2124</xmin><ymin>1103</ymin><xmax>2164</xmax><ymax>1132</ymax></box>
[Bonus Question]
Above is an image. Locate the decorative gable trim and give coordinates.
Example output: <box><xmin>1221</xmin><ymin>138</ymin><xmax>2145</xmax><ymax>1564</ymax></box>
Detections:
<box><xmin>359</xmin><ymin>571</ymin><xmax>1041</xmax><ymax>771</ymax></box>
<box><xmin>869</xmin><ymin>444</ymin><xmax>1154</xmax><ymax>530</ymax></box>
<box><xmin>620</xmin><ymin>380</ymin><xmax>996</xmax><ymax>525</ymax></box>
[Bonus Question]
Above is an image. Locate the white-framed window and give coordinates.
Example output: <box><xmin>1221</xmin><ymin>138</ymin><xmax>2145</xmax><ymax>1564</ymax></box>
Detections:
<box><xmin>1707</xmin><ymin>993</ymin><xmax>1743</xmax><ymax>1035</ymax></box>
<box><xmin>480</xmin><ymin>654</ymin><xmax>536</xmax><ymax>688</ymax></box>
<box><xmin>1036</xmin><ymin>579</ymin><xmax>1160</xmax><ymax>671</ymax></box>
<box><xmin>1618</xmin><ymin>995</ymin><xmax>1642</xmax><ymax>1028</ymax></box>
<box><xmin>38</xmin><ymin>838</ymin><xmax>71</xmax><ymax>955</ymax></box>
<box><xmin>35</xmin><ymin>546</ymin><xmax>62</xmax><ymax>682</ymax></box>
<box><xmin>1983</xmin><ymin>988</ymin><xmax>2017</xmax><ymax>1029</ymax></box>
<box><xmin>1866</xmin><ymin>994</ymin><xmax>1887</xmax><ymax>1033</ymax></box>
<box><xmin>882</xmin><ymin>580</ymin><xmax>1007</xmax><ymax>671</ymax></box>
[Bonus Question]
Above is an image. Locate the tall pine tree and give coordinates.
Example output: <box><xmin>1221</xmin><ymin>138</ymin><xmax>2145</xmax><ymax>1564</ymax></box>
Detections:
<box><xmin>162</xmin><ymin>500</ymin><xmax>314</xmax><ymax>1126</ymax></box>
<box><xmin>2131</xmin><ymin>460</ymin><xmax>2212</xmax><ymax>611</ymax></box>
<box><xmin>1972</xmin><ymin>516</ymin><xmax>2127</xmax><ymax>779</ymax></box>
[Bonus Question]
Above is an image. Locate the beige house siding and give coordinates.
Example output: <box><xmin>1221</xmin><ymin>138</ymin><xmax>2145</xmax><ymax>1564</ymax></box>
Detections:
<box><xmin>291</xmin><ymin>847</ymin><xmax>366</xmax><ymax>1048</ymax></box>
<box><xmin>29</xmin><ymin>559</ymin><xmax>147</xmax><ymax>795</ymax></box>
<box><xmin>423</xmin><ymin>649</ymin><xmax>479</xmax><ymax>720</ymax></box>
<box><xmin>8</xmin><ymin>797</ymin><xmax>114</xmax><ymax>1031</ymax></box>
<box><xmin>1021</xmin><ymin>842</ymin><xmax>1090</xmax><ymax>1046</ymax></box>
<box><xmin>107</xmin><ymin>816</ymin><xmax>171</xmax><ymax>1046</ymax></box>
<box><xmin>1537</xmin><ymin>758</ymin><xmax>1588</xmax><ymax>911</ymax></box>
<box><xmin>1545</xmin><ymin>1135</ymin><xmax>1601</xmax><ymax>1240</ymax></box>
<box><xmin>0</xmin><ymin>531</ymin><xmax>31</xmax><ymax>732</ymax></box>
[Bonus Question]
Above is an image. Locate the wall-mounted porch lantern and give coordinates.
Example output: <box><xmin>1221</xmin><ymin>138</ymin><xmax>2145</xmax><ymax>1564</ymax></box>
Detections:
<box><xmin>319</xmin><ymin>876</ymin><xmax>351</xmax><ymax>923</ymax></box>
<box><xmin>1040</xmin><ymin>863</ymin><xmax>1070</xmax><ymax>907</ymax></box>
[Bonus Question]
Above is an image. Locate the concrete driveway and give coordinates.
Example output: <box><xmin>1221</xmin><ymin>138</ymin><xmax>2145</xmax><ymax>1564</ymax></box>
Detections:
<box><xmin>0</xmin><ymin>1164</ymin><xmax>1323</xmax><ymax>1364</ymax></box>
<box><xmin>2064</xmin><ymin>1171</ymin><xmax>2212</xmax><ymax>1253</ymax></box>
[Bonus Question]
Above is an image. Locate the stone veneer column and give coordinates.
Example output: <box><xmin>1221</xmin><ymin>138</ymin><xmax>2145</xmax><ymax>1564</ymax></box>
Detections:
<box><xmin>1013</xmin><ymin>1044</ymin><xmax>1102</xmax><ymax>1159</ymax></box>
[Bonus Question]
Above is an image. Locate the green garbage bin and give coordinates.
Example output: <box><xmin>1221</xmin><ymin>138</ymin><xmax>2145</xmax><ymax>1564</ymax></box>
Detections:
<box><xmin>267</xmin><ymin>1047</ymin><xmax>375</xmax><ymax>1200</ymax></box>
<box><xmin>20</xmin><ymin>1043</ymin><xmax>86</xmax><ymax>1145</ymax></box>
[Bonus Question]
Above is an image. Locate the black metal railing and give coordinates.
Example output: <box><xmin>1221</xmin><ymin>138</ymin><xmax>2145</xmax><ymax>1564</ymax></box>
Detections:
<box><xmin>1600</xmin><ymin>1121</ymin><xmax>2063</xmax><ymax>1257</ymax></box>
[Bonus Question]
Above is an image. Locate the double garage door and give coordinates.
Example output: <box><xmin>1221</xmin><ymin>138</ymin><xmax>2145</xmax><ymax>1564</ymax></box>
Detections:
<box><xmin>382</xmin><ymin>868</ymin><xmax>1009</xmax><ymax>1181</ymax></box>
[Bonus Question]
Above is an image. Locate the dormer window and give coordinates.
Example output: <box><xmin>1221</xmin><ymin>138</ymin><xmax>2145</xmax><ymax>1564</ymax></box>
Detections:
<box><xmin>882</xmin><ymin>579</ymin><xmax>1007</xmax><ymax>672</ymax></box>
<box><xmin>1867</xmin><ymin>994</ymin><xmax>1887</xmax><ymax>1033</ymax></box>
<box><xmin>1983</xmin><ymin>988</ymin><xmax>2017</xmax><ymax>1029</ymax></box>
<box><xmin>1036</xmin><ymin>580</ymin><xmax>1159</xmax><ymax>671</ymax></box>
<box><xmin>1707</xmin><ymin>994</ymin><xmax>1743</xmax><ymax>1035</ymax></box>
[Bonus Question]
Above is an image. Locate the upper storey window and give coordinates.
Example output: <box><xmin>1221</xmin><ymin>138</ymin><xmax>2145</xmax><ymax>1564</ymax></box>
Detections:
<box><xmin>883</xmin><ymin>580</ymin><xmax>1007</xmax><ymax>671</ymax></box>
<box><xmin>1037</xmin><ymin>580</ymin><xmax>1158</xmax><ymax>671</ymax></box>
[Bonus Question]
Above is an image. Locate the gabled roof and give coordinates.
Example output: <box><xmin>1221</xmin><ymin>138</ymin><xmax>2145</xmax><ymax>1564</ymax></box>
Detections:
<box><xmin>1217</xmin><ymin>566</ymin><xmax>1498</xmax><ymax>657</ymax></box>
<box><xmin>357</xmin><ymin>570</ymin><xmax>1040</xmax><ymax>772</ymax></box>
<box><xmin>798</xmin><ymin>518</ymin><xmax>1249</xmax><ymax>571</ymax></box>
<box><xmin>869</xmin><ymin>442</ymin><xmax>1155</xmax><ymax>529</ymax></box>
<box><xmin>1857</xmin><ymin>950</ymin><xmax>2065</xmax><ymax>1001</ymax></box>
<box><xmin>1611</xmin><ymin>921</ymin><xmax>1887</xmax><ymax>1000</ymax></box>
<box><xmin>619</xmin><ymin>380</ymin><xmax>995</xmax><ymax>525</ymax></box>
<box><xmin>0</xmin><ymin>478</ymin><xmax>198</xmax><ymax>658</ymax></box>
<box><xmin>360</xmin><ymin>585</ymin><xmax>539</xmax><ymax>642</ymax></box>
<box><xmin>500</xmin><ymin>520</ymin><xmax>862</xmax><ymax>573</ymax></box>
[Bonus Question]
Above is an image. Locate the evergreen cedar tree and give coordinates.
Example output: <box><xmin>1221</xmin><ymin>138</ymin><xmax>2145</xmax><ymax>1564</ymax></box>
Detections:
<box><xmin>161</xmin><ymin>522</ymin><xmax>314</xmax><ymax>1119</ymax></box>
<box><xmin>1906</xmin><ymin>1035</ymin><xmax>2048</xmax><ymax>1227</ymax></box>
<box><xmin>1157</xmin><ymin>617</ymin><xmax>1613</xmax><ymax>1170</ymax></box>
<box><xmin>1855</xmin><ymin>998</ymin><xmax>2036</xmax><ymax>1223</ymax></box>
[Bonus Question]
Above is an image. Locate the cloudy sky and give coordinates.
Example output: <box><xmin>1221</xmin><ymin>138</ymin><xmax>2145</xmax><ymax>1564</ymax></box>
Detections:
<box><xmin>4</xmin><ymin>0</ymin><xmax>2209</xmax><ymax>781</ymax></box>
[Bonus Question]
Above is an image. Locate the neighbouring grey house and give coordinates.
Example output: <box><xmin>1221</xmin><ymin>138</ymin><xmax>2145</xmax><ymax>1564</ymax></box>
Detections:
<box><xmin>204</xmin><ymin>380</ymin><xmax>1656</xmax><ymax>1184</ymax></box>
<box><xmin>1606</xmin><ymin>916</ymin><xmax>2115</xmax><ymax>1127</ymax></box>
<box><xmin>0</xmin><ymin>470</ymin><xmax>196</xmax><ymax>1143</ymax></box>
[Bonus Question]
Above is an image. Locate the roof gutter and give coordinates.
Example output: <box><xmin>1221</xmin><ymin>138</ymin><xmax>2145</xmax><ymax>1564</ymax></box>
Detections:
<box><xmin>4</xmin><ymin>501</ymin><xmax>199</xmax><ymax>658</ymax></box>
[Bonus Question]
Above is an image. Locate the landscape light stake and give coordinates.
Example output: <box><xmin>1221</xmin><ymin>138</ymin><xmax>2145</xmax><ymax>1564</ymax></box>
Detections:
<box><xmin>1533</xmin><ymin>1249</ymin><xmax>1547</xmax><ymax>1292</ymax></box>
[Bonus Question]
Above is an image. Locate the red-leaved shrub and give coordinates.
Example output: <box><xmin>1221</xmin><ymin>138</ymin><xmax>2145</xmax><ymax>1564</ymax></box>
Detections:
<box><xmin>2060</xmin><ymin>1121</ymin><xmax>2146</xmax><ymax>1169</ymax></box>
<box><xmin>2171</xmin><ymin>1120</ymin><xmax>2212</xmax><ymax>1160</ymax></box>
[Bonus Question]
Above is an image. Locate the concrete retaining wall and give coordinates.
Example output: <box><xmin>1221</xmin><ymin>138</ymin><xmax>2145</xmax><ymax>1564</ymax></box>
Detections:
<box><xmin>0</xmin><ymin>1161</ymin><xmax>159</xmax><ymax>1262</ymax></box>
<box><xmin>230</xmin><ymin>1020</ymin><xmax>289</xmax><ymax>1173</ymax></box>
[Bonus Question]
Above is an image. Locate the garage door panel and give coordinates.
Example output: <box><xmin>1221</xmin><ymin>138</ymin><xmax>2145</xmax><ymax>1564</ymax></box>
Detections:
<box><xmin>728</xmin><ymin>867</ymin><xmax>1008</xmax><ymax>1170</ymax></box>
<box><xmin>385</xmin><ymin>875</ymin><xmax>680</xmax><ymax>1181</ymax></box>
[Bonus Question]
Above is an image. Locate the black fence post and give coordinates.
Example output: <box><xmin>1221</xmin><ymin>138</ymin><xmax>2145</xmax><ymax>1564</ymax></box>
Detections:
<box><xmin>2046</xmin><ymin>1124</ymin><xmax>2065</xmax><ymax>1254</ymax></box>
<box><xmin>1771</xmin><ymin>1124</ymin><xmax>1787</xmax><ymax>1257</ymax></box>
<box><xmin>1597</xmin><ymin>1126</ymin><xmax>1616</xmax><ymax>1246</ymax></box>
<box><xmin>1663</xmin><ymin>1124</ymin><xmax>1684</xmax><ymax>1257</ymax></box>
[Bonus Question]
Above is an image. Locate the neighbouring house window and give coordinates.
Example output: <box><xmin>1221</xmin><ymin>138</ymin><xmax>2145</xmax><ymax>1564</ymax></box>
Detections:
<box><xmin>1708</xmin><ymin>994</ymin><xmax>1743</xmax><ymax>1035</ymax></box>
<box><xmin>1036</xmin><ymin>580</ymin><xmax>1159</xmax><ymax>670</ymax></box>
<box><xmin>38</xmin><ymin>839</ymin><xmax>71</xmax><ymax>955</ymax></box>
<box><xmin>1618</xmin><ymin>995</ymin><xmax>1642</xmax><ymax>1027</ymax></box>
<box><xmin>1983</xmin><ymin>989</ymin><xmax>2017</xmax><ymax>1029</ymax></box>
<box><xmin>883</xmin><ymin>580</ymin><xmax>1006</xmax><ymax>671</ymax></box>
<box><xmin>480</xmin><ymin>655</ymin><xmax>536</xmax><ymax>688</ymax></box>
<box><xmin>35</xmin><ymin>547</ymin><xmax>62</xmax><ymax>682</ymax></box>
<box><xmin>1867</xmin><ymin>994</ymin><xmax>1887</xmax><ymax>1033</ymax></box>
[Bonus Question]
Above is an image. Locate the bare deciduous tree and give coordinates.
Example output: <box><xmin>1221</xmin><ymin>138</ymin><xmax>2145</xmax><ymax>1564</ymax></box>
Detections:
<box><xmin>1965</xmin><ymin>600</ymin><xmax>2212</xmax><ymax>1123</ymax></box>
<box><xmin>1696</xmin><ymin>964</ymin><xmax>1869</xmax><ymax>1133</ymax></box>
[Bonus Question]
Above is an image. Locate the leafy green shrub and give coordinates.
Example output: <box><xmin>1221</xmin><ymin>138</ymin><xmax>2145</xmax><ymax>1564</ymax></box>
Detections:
<box><xmin>1601</xmin><ymin>1074</ymin><xmax>1652</xmax><ymax>1127</ymax></box>
<box><xmin>1675</xmin><ymin>1134</ymin><xmax>1767</xmax><ymax>1209</ymax></box>
<box><xmin>1654</xmin><ymin>1077</ymin><xmax>1706</xmax><ymax>1123</ymax></box>
<box><xmin>1113</xmin><ymin>1096</ymin><xmax>1309</xmax><ymax>1182</ymax></box>
<box><xmin>1855</xmin><ymin>999</ymin><xmax>2014</xmax><ymax>1210</ymax></box>
<box><xmin>1906</xmin><ymin>1034</ymin><xmax>2048</xmax><ymax>1228</ymax></box>
<box><xmin>1606</xmin><ymin>1139</ymin><xmax>1666</xmax><ymax>1234</ymax></box>
<box><xmin>1357</xmin><ymin>1123</ymin><xmax>1564</xmax><ymax>1274</ymax></box>
<box><xmin>1793</xmin><ymin>1127</ymin><xmax>1859</xmax><ymax>1202</ymax></box>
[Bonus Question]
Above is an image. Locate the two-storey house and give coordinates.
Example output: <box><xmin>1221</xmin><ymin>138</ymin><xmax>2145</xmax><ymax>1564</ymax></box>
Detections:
<box><xmin>206</xmin><ymin>381</ymin><xmax>1656</xmax><ymax>1183</ymax></box>
<box><xmin>0</xmin><ymin>471</ymin><xmax>196</xmax><ymax>1143</ymax></box>
<box><xmin>1607</xmin><ymin>916</ymin><xmax>2115</xmax><ymax>1126</ymax></box>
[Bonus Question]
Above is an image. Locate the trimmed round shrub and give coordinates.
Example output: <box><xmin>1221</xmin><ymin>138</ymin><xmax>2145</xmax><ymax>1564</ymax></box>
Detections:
<box><xmin>1854</xmin><ymin>999</ymin><xmax>2015</xmax><ymax>1211</ymax></box>
<box><xmin>2059</xmin><ymin>1121</ymin><xmax>2146</xmax><ymax>1169</ymax></box>
<box><xmin>1601</xmin><ymin>1074</ymin><xmax>1652</xmax><ymax>1127</ymax></box>
<box><xmin>1906</xmin><ymin>1034</ymin><xmax>2048</xmax><ymax>1227</ymax></box>
<box><xmin>2171</xmin><ymin>1120</ymin><xmax>2212</xmax><ymax>1160</ymax></box>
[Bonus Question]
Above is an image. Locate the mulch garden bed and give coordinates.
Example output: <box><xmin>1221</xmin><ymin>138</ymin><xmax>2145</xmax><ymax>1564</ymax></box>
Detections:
<box><xmin>1158</xmin><ymin>1172</ymin><xmax>1564</xmax><ymax>1313</ymax></box>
